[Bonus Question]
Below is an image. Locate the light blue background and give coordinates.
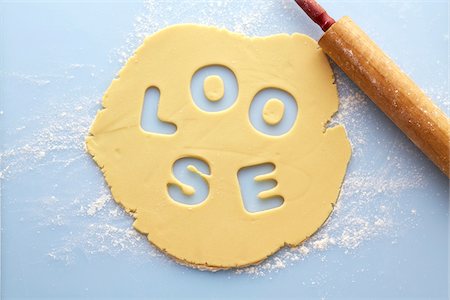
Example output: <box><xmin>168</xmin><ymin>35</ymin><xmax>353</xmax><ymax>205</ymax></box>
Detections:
<box><xmin>1</xmin><ymin>1</ymin><xmax>448</xmax><ymax>299</ymax></box>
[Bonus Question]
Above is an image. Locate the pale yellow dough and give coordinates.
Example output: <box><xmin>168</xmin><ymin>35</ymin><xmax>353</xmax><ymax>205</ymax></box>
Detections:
<box><xmin>203</xmin><ymin>75</ymin><xmax>224</xmax><ymax>102</ymax></box>
<box><xmin>263</xmin><ymin>98</ymin><xmax>285</xmax><ymax>125</ymax></box>
<box><xmin>86</xmin><ymin>24</ymin><xmax>351</xmax><ymax>268</ymax></box>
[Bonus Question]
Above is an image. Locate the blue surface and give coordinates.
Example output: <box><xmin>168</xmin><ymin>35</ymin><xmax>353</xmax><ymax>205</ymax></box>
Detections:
<box><xmin>1</xmin><ymin>1</ymin><xmax>449</xmax><ymax>299</ymax></box>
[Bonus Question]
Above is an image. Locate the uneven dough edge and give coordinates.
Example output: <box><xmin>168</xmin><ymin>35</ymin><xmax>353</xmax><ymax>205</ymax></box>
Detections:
<box><xmin>85</xmin><ymin>24</ymin><xmax>352</xmax><ymax>270</ymax></box>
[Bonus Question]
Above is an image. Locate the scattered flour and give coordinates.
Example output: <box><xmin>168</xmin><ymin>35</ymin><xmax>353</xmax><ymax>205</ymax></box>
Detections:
<box><xmin>86</xmin><ymin>193</ymin><xmax>110</xmax><ymax>216</ymax></box>
<box><xmin>1</xmin><ymin>0</ymin><xmax>447</xmax><ymax>278</ymax></box>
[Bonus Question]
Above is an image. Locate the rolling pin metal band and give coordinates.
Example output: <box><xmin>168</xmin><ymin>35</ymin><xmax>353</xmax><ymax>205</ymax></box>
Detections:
<box><xmin>319</xmin><ymin>16</ymin><xmax>450</xmax><ymax>177</ymax></box>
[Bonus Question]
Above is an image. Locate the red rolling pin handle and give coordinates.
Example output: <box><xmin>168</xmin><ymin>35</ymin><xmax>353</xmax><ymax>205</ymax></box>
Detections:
<box><xmin>295</xmin><ymin>0</ymin><xmax>335</xmax><ymax>31</ymax></box>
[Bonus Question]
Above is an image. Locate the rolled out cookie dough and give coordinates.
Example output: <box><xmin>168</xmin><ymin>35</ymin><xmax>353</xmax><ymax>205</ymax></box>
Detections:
<box><xmin>86</xmin><ymin>24</ymin><xmax>351</xmax><ymax>268</ymax></box>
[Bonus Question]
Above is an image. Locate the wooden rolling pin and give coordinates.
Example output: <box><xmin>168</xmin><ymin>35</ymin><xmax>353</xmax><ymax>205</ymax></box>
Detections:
<box><xmin>295</xmin><ymin>0</ymin><xmax>450</xmax><ymax>177</ymax></box>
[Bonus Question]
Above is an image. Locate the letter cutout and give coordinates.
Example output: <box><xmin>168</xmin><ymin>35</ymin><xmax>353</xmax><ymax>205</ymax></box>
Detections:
<box><xmin>168</xmin><ymin>157</ymin><xmax>211</xmax><ymax>205</ymax></box>
<box><xmin>190</xmin><ymin>65</ymin><xmax>238</xmax><ymax>112</ymax></box>
<box><xmin>249</xmin><ymin>88</ymin><xmax>298</xmax><ymax>136</ymax></box>
<box><xmin>237</xmin><ymin>163</ymin><xmax>284</xmax><ymax>213</ymax></box>
<box><xmin>141</xmin><ymin>86</ymin><xmax>177</xmax><ymax>134</ymax></box>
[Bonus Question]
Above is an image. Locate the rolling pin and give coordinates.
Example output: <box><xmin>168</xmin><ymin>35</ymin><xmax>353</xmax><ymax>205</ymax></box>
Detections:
<box><xmin>295</xmin><ymin>0</ymin><xmax>450</xmax><ymax>177</ymax></box>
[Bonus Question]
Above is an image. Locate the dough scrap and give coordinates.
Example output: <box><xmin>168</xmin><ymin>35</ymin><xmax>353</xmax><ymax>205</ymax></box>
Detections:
<box><xmin>203</xmin><ymin>75</ymin><xmax>224</xmax><ymax>102</ymax></box>
<box><xmin>263</xmin><ymin>98</ymin><xmax>285</xmax><ymax>125</ymax></box>
<box><xmin>86</xmin><ymin>24</ymin><xmax>351</xmax><ymax>268</ymax></box>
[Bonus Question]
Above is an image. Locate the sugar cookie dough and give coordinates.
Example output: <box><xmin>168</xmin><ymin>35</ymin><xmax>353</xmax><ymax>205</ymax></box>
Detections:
<box><xmin>86</xmin><ymin>24</ymin><xmax>351</xmax><ymax>268</ymax></box>
<box><xmin>203</xmin><ymin>75</ymin><xmax>224</xmax><ymax>102</ymax></box>
<box><xmin>263</xmin><ymin>98</ymin><xmax>285</xmax><ymax>125</ymax></box>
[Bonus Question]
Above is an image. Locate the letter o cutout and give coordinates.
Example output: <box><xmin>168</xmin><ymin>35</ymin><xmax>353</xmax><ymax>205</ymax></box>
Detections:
<box><xmin>249</xmin><ymin>88</ymin><xmax>298</xmax><ymax>136</ymax></box>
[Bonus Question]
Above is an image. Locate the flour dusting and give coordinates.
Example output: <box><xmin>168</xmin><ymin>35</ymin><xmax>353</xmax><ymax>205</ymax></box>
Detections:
<box><xmin>86</xmin><ymin>193</ymin><xmax>110</xmax><ymax>216</ymax></box>
<box><xmin>1</xmin><ymin>0</ymin><xmax>447</xmax><ymax>278</ymax></box>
